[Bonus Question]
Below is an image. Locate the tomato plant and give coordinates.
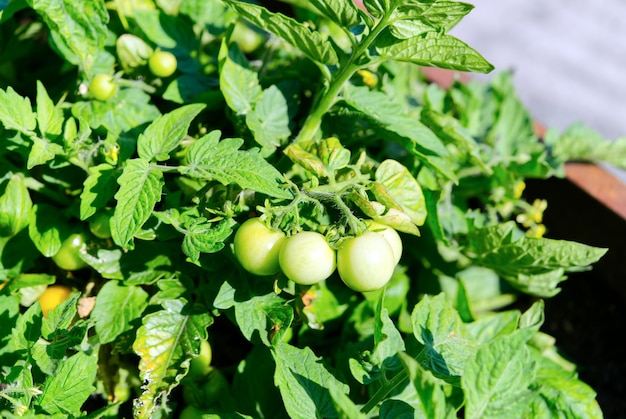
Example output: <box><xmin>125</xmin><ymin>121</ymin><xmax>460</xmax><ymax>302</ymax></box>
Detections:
<box><xmin>233</xmin><ymin>217</ymin><xmax>285</xmax><ymax>276</ymax></box>
<box><xmin>0</xmin><ymin>1</ymin><xmax>617</xmax><ymax>418</ymax></box>
<box><xmin>88</xmin><ymin>74</ymin><xmax>117</xmax><ymax>101</ymax></box>
<box><xmin>148</xmin><ymin>50</ymin><xmax>177</xmax><ymax>78</ymax></box>
<box><xmin>51</xmin><ymin>232</ymin><xmax>89</xmax><ymax>271</ymax></box>
<box><xmin>38</xmin><ymin>284</ymin><xmax>72</xmax><ymax>318</ymax></box>
<box><xmin>279</xmin><ymin>231</ymin><xmax>336</xmax><ymax>285</ymax></box>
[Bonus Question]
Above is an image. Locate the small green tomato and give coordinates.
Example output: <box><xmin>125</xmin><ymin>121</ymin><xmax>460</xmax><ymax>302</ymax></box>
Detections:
<box><xmin>52</xmin><ymin>233</ymin><xmax>89</xmax><ymax>271</ymax></box>
<box><xmin>279</xmin><ymin>231</ymin><xmax>336</xmax><ymax>285</ymax></box>
<box><xmin>148</xmin><ymin>50</ymin><xmax>177</xmax><ymax>78</ymax></box>
<box><xmin>233</xmin><ymin>218</ymin><xmax>285</xmax><ymax>276</ymax></box>
<box><xmin>88</xmin><ymin>74</ymin><xmax>117</xmax><ymax>101</ymax></box>
<box><xmin>337</xmin><ymin>232</ymin><xmax>395</xmax><ymax>292</ymax></box>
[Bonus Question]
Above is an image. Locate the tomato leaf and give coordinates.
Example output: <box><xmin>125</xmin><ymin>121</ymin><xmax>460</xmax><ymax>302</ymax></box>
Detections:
<box><xmin>411</xmin><ymin>293</ymin><xmax>478</xmax><ymax>385</ymax></box>
<box><xmin>462</xmin><ymin>333</ymin><xmax>536</xmax><ymax>419</ymax></box>
<box><xmin>92</xmin><ymin>281</ymin><xmax>149</xmax><ymax>344</ymax></box>
<box><xmin>375</xmin><ymin>159</ymin><xmax>428</xmax><ymax>226</ymax></box>
<box><xmin>133</xmin><ymin>298</ymin><xmax>211</xmax><ymax>418</ymax></box>
<box><xmin>80</xmin><ymin>163</ymin><xmax>120</xmax><ymax>220</ymax></box>
<box><xmin>308</xmin><ymin>0</ymin><xmax>362</xmax><ymax>28</ymax></box>
<box><xmin>223</xmin><ymin>0</ymin><xmax>338</xmax><ymax>65</ymax></box>
<box><xmin>111</xmin><ymin>158</ymin><xmax>164</xmax><ymax>249</ymax></box>
<box><xmin>531</xmin><ymin>356</ymin><xmax>603</xmax><ymax>418</ymax></box>
<box><xmin>71</xmin><ymin>87</ymin><xmax>161</xmax><ymax>138</ymax></box>
<box><xmin>389</xmin><ymin>1</ymin><xmax>474</xmax><ymax>39</ymax></box>
<box><xmin>397</xmin><ymin>352</ymin><xmax>450</xmax><ymax>419</ymax></box>
<box><xmin>182</xmin><ymin>131</ymin><xmax>291</xmax><ymax>199</ymax></box>
<box><xmin>37</xmin><ymin>351</ymin><xmax>98</xmax><ymax>416</ymax></box>
<box><xmin>181</xmin><ymin>220</ymin><xmax>233</xmax><ymax>263</ymax></box>
<box><xmin>374</xmin><ymin>29</ymin><xmax>494</xmax><ymax>73</ymax></box>
<box><xmin>340</xmin><ymin>85</ymin><xmax>457</xmax><ymax>181</ymax></box>
<box><xmin>219</xmin><ymin>40</ymin><xmax>262</xmax><ymax>116</ymax></box>
<box><xmin>272</xmin><ymin>342</ymin><xmax>349</xmax><ymax>419</ymax></box>
<box><xmin>246</xmin><ymin>84</ymin><xmax>293</xmax><ymax>149</ymax></box>
<box><xmin>35</xmin><ymin>80</ymin><xmax>64</xmax><ymax>139</ymax></box>
<box><xmin>137</xmin><ymin>104</ymin><xmax>205</xmax><ymax>161</ymax></box>
<box><xmin>26</xmin><ymin>0</ymin><xmax>109</xmax><ymax>75</ymax></box>
<box><xmin>28</xmin><ymin>204</ymin><xmax>69</xmax><ymax>257</ymax></box>
<box><xmin>465</xmin><ymin>221</ymin><xmax>609</xmax><ymax>296</ymax></box>
<box><xmin>0</xmin><ymin>86</ymin><xmax>36</xmax><ymax>134</ymax></box>
<box><xmin>0</xmin><ymin>174</ymin><xmax>32</xmax><ymax>237</ymax></box>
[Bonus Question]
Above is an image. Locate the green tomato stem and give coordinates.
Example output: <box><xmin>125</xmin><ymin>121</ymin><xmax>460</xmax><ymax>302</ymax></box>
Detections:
<box><xmin>293</xmin><ymin>14</ymin><xmax>391</xmax><ymax>144</ymax></box>
<box><xmin>360</xmin><ymin>369</ymin><xmax>409</xmax><ymax>414</ymax></box>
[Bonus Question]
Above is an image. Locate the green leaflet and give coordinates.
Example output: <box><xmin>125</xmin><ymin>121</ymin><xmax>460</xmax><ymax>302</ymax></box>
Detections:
<box><xmin>375</xmin><ymin>29</ymin><xmax>494</xmax><ymax>73</ymax></box>
<box><xmin>133</xmin><ymin>298</ymin><xmax>212</xmax><ymax>419</ymax></box>
<box><xmin>0</xmin><ymin>174</ymin><xmax>32</xmax><ymax>237</ymax></box>
<box><xmin>308</xmin><ymin>0</ymin><xmax>362</xmax><ymax>27</ymax></box>
<box><xmin>375</xmin><ymin>159</ymin><xmax>428</xmax><ymax>226</ymax></box>
<box><xmin>26</xmin><ymin>0</ymin><xmax>108</xmax><ymax>75</ymax></box>
<box><xmin>111</xmin><ymin>158</ymin><xmax>164</xmax><ymax>249</ymax></box>
<box><xmin>92</xmin><ymin>280</ymin><xmax>149</xmax><ymax>344</ymax></box>
<box><xmin>37</xmin><ymin>351</ymin><xmax>98</xmax><ymax>416</ymax></box>
<box><xmin>411</xmin><ymin>293</ymin><xmax>478</xmax><ymax>385</ymax></box>
<box><xmin>465</xmin><ymin>221</ymin><xmax>608</xmax><ymax>297</ymax></box>
<box><xmin>0</xmin><ymin>86</ymin><xmax>36</xmax><ymax>134</ymax></box>
<box><xmin>80</xmin><ymin>164</ymin><xmax>120</xmax><ymax>220</ymax></box>
<box><xmin>462</xmin><ymin>333</ymin><xmax>537</xmax><ymax>419</ymax></box>
<box><xmin>137</xmin><ymin>104</ymin><xmax>206</xmax><ymax>161</ymax></box>
<box><xmin>182</xmin><ymin>130</ymin><xmax>291</xmax><ymax>199</ymax></box>
<box><xmin>223</xmin><ymin>0</ymin><xmax>338</xmax><ymax>65</ymax></box>
<box><xmin>273</xmin><ymin>342</ymin><xmax>350</xmax><ymax>419</ymax></box>
<box><xmin>219</xmin><ymin>39</ymin><xmax>262</xmax><ymax>115</ymax></box>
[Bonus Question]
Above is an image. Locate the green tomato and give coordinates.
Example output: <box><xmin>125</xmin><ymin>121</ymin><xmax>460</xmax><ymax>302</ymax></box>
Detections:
<box><xmin>148</xmin><ymin>50</ymin><xmax>177</xmax><ymax>78</ymax></box>
<box><xmin>365</xmin><ymin>220</ymin><xmax>403</xmax><ymax>264</ymax></box>
<box><xmin>233</xmin><ymin>218</ymin><xmax>285</xmax><ymax>276</ymax></box>
<box><xmin>231</xmin><ymin>21</ymin><xmax>265</xmax><ymax>54</ymax></box>
<box><xmin>52</xmin><ymin>233</ymin><xmax>89</xmax><ymax>271</ymax></box>
<box><xmin>186</xmin><ymin>339</ymin><xmax>212</xmax><ymax>382</ymax></box>
<box><xmin>88</xmin><ymin>74</ymin><xmax>117</xmax><ymax>101</ymax></box>
<box><xmin>88</xmin><ymin>211</ymin><xmax>112</xmax><ymax>239</ymax></box>
<box><xmin>182</xmin><ymin>367</ymin><xmax>228</xmax><ymax>409</ymax></box>
<box><xmin>337</xmin><ymin>232</ymin><xmax>395</xmax><ymax>292</ymax></box>
<box><xmin>279</xmin><ymin>231</ymin><xmax>336</xmax><ymax>285</ymax></box>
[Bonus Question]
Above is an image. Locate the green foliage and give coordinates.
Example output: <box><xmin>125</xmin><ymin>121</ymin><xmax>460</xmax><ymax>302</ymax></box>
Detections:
<box><xmin>0</xmin><ymin>0</ymin><xmax>618</xmax><ymax>418</ymax></box>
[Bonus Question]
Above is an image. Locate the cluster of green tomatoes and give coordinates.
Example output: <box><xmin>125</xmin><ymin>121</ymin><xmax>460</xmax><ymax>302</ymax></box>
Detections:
<box><xmin>87</xmin><ymin>49</ymin><xmax>177</xmax><ymax>101</ymax></box>
<box><xmin>233</xmin><ymin>217</ymin><xmax>403</xmax><ymax>292</ymax></box>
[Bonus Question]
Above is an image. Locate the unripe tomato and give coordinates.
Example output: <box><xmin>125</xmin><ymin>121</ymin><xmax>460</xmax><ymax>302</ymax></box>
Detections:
<box><xmin>365</xmin><ymin>220</ymin><xmax>403</xmax><ymax>265</ymax></box>
<box><xmin>186</xmin><ymin>339</ymin><xmax>212</xmax><ymax>382</ymax></box>
<box><xmin>231</xmin><ymin>21</ymin><xmax>265</xmax><ymax>54</ymax></box>
<box><xmin>148</xmin><ymin>50</ymin><xmax>177</xmax><ymax>78</ymax></box>
<box><xmin>52</xmin><ymin>233</ymin><xmax>89</xmax><ymax>271</ymax></box>
<box><xmin>88</xmin><ymin>211</ymin><xmax>112</xmax><ymax>239</ymax></box>
<box><xmin>88</xmin><ymin>74</ymin><xmax>117</xmax><ymax>101</ymax></box>
<box><xmin>337</xmin><ymin>232</ymin><xmax>395</xmax><ymax>292</ymax></box>
<box><xmin>279</xmin><ymin>231</ymin><xmax>336</xmax><ymax>285</ymax></box>
<box><xmin>233</xmin><ymin>218</ymin><xmax>285</xmax><ymax>276</ymax></box>
<box><xmin>38</xmin><ymin>284</ymin><xmax>72</xmax><ymax>318</ymax></box>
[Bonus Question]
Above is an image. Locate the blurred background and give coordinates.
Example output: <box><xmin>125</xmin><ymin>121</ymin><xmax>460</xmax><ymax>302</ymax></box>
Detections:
<box><xmin>449</xmin><ymin>0</ymin><xmax>626</xmax><ymax>142</ymax></box>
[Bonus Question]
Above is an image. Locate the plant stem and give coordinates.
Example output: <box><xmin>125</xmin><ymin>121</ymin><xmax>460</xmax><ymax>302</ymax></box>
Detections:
<box><xmin>293</xmin><ymin>15</ymin><xmax>391</xmax><ymax>144</ymax></box>
<box><xmin>360</xmin><ymin>369</ymin><xmax>409</xmax><ymax>414</ymax></box>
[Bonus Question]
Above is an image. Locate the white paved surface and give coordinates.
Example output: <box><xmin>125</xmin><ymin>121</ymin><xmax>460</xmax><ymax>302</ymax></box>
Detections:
<box><xmin>450</xmin><ymin>0</ymin><xmax>626</xmax><ymax>141</ymax></box>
